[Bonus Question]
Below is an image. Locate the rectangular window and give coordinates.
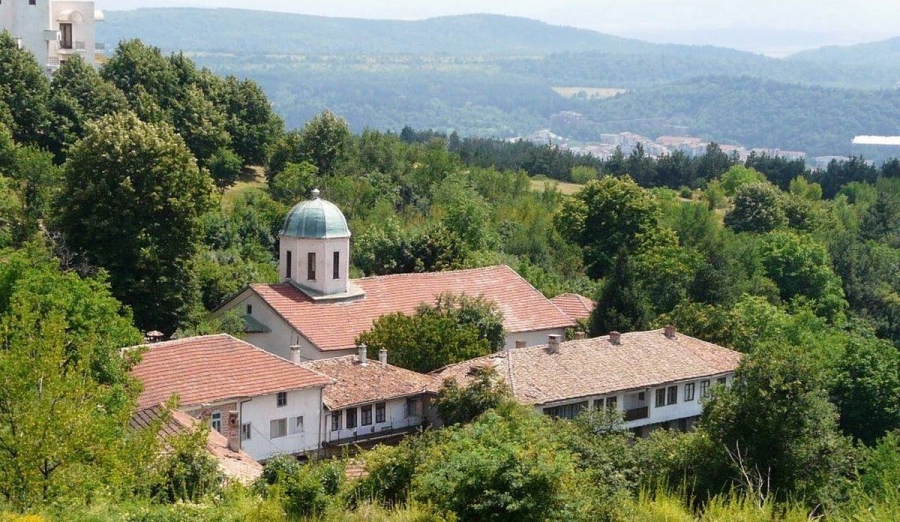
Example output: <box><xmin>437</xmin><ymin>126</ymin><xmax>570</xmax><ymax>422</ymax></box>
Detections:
<box><xmin>593</xmin><ymin>398</ymin><xmax>602</xmax><ymax>410</ymax></box>
<box><xmin>286</xmin><ymin>251</ymin><xmax>292</xmax><ymax>279</ymax></box>
<box><xmin>405</xmin><ymin>397</ymin><xmax>420</xmax><ymax>418</ymax></box>
<box><xmin>543</xmin><ymin>401</ymin><xmax>587</xmax><ymax>420</ymax></box>
<box><xmin>289</xmin><ymin>416</ymin><xmax>303</xmax><ymax>435</ymax></box>
<box><xmin>30</xmin><ymin>0</ymin><xmax>37</xmax><ymax>5</ymax></box>
<box><xmin>270</xmin><ymin>418</ymin><xmax>287</xmax><ymax>439</ymax></box>
<box><xmin>361</xmin><ymin>405</ymin><xmax>372</xmax><ymax>426</ymax></box>
<box><xmin>655</xmin><ymin>388</ymin><xmax>666</xmax><ymax>408</ymax></box>
<box><xmin>638</xmin><ymin>391</ymin><xmax>645</xmax><ymax>402</ymax></box>
<box><xmin>211</xmin><ymin>411</ymin><xmax>222</xmax><ymax>433</ymax></box>
<box><xmin>346</xmin><ymin>408</ymin><xmax>357</xmax><ymax>429</ymax></box>
<box><xmin>246</xmin><ymin>304</ymin><xmax>252</xmax><ymax>315</ymax></box>
<box><xmin>667</xmin><ymin>386</ymin><xmax>678</xmax><ymax>405</ymax></box>
<box><xmin>717</xmin><ymin>377</ymin><xmax>727</xmax><ymax>386</ymax></box>
<box><xmin>684</xmin><ymin>383</ymin><xmax>696</xmax><ymax>402</ymax></box>
<box><xmin>331</xmin><ymin>411</ymin><xmax>342</xmax><ymax>431</ymax></box>
<box><xmin>59</xmin><ymin>23</ymin><xmax>73</xmax><ymax>49</ymax></box>
<box><xmin>333</xmin><ymin>251</ymin><xmax>340</xmax><ymax>279</ymax></box>
<box><xmin>307</xmin><ymin>252</ymin><xmax>316</xmax><ymax>280</ymax></box>
<box><xmin>700</xmin><ymin>380</ymin><xmax>710</xmax><ymax>398</ymax></box>
<box><xmin>375</xmin><ymin>402</ymin><xmax>386</xmax><ymax>423</ymax></box>
<box><xmin>277</xmin><ymin>392</ymin><xmax>287</xmax><ymax>407</ymax></box>
<box><xmin>241</xmin><ymin>422</ymin><xmax>251</xmax><ymax>441</ymax></box>
<box><xmin>606</xmin><ymin>396</ymin><xmax>617</xmax><ymax>410</ymax></box>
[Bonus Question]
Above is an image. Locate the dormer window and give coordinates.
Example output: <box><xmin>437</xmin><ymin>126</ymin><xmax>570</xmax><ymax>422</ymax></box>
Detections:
<box><xmin>307</xmin><ymin>252</ymin><xmax>316</xmax><ymax>280</ymax></box>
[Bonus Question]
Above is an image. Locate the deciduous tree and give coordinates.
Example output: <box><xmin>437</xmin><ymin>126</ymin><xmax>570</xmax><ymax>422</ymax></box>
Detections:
<box><xmin>58</xmin><ymin>112</ymin><xmax>213</xmax><ymax>334</ymax></box>
<box><xmin>555</xmin><ymin>176</ymin><xmax>662</xmax><ymax>279</ymax></box>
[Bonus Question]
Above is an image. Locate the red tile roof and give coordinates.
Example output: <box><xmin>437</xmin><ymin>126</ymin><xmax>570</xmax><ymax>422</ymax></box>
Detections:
<box><xmin>550</xmin><ymin>293</ymin><xmax>595</xmax><ymax>322</ymax></box>
<box><xmin>300</xmin><ymin>355</ymin><xmax>437</xmax><ymax>410</ymax></box>
<box><xmin>132</xmin><ymin>334</ymin><xmax>332</xmax><ymax>410</ymax></box>
<box><xmin>130</xmin><ymin>405</ymin><xmax>262</xmax><ymax>484</ymax></box>
<box><xmin>432</xmin><ymin>329</ymin><xmax>742</xmax><ymax>405</ymax></box>
<box><xmin>251</xmin><ymin>265</ymin><xmax>575</xmax><ymax>351</ymax></box>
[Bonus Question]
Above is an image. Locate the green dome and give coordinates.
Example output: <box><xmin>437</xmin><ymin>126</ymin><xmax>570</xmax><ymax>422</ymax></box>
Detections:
<box><xmin>280</xmin><ymin>189</ymin><xmax>351</xmax><ymax>239</ymax></box>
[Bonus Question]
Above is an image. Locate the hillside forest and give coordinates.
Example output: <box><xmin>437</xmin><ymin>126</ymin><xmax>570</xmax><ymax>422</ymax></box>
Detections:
<box><xmin>0</xmin><ymin>34</ymin><xmax>899</xmax><ymax>521</ymax></box>
<box><xmin>97</xmin><ymin>9</ymin><xmax>900</xmax><ymax>158</ymax></box>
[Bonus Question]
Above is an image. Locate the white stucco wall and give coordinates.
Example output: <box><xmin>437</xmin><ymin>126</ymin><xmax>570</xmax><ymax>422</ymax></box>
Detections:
<box><xmin>0</xmin><ymin>0</ymin><xmax>52</xmax><ymax>69</ymax></box>
<box><xmin>324</xmin><ymin>395</ymin><xmax>424</xmax><ymax>445</ymax></box>
<box><xmin>538</xmin><ymin>373</ymin><xmax>734</xmax><ymax>430</ymax></box>
<box><xmin>279</xmin><ymin>236</ymin><xmax>350</xmax><ymax>295</ymax></box>
<box><xmin>505</xmin><ymin>328</ymin><xmax>567</xmax><ymax>350</ymax></box>
<box><xmin>51</xmin><ymin>1</ymin><xmax>98</xmax><ymax>67</ymax></box>
<box><xmin>217</xmin><ymin>290</ymin><xmax>356</xmax><ymax>362</ymax></box>
<box><xmin>239</xmin><ymin>387</ymin><xmax>324</xmax><ymax>461</ymax></box>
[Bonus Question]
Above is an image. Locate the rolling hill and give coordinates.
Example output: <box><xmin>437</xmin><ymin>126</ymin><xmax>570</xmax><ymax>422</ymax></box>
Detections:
<box><xmin>96</xmin><ymin>9</ymin><xmax>900</xmax><ymax>156</ymax></box>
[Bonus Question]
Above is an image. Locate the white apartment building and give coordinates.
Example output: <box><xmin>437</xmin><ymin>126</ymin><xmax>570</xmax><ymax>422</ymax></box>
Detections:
<box><xmin>0</xmin><ymin>0</ymin><xmax>103</xmax><ymax>74</ymax></box>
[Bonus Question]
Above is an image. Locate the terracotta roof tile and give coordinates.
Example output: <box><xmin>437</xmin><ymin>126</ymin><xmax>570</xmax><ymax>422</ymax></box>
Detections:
<box><xmin>433</xmin><ymin>329</ymin><xmax>742</xmax><ymax>405</ymax></box>
<box><xmin>301</xmin><ymin>355</ymin><xmax>438</xmax><ymax>410</ymax></box>
<box><xmin>252</xmin><ymin>265</ymin><xmax>575</xmax><ymax>351</ymax></box>
<box><xmin>130</xmin><ymin>405</ymin><xmax>262</xmax><ymax>484</ymax></box>
<box><xmin>550</xmin><ymin>293</ymin><xmax>595</xmax><ymax>321</ymax></box>
<box><xmin>132</xmin><ymin>334</ymin><xmax>332</xmax><ymax>410</ymax></box>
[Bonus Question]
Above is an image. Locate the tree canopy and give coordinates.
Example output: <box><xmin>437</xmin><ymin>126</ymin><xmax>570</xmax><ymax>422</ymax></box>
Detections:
<box><xmin>58</xmin><ymin>112</ymin><xmax>213</xmax><ymax>334</ymax></box>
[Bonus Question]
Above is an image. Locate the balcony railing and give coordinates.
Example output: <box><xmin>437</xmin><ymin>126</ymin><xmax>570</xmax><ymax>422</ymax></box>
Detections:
<box><xmin>325</xmin><ymin>423</ymin><xmax>422</xmax><ymax>447</ymax></box>
<box><xmin>624</xmin><ymin>406</ymin><xmax>649</xmax><ymax>421</ymax></box>
<box><xmin>59</xmin><ymin>41</ymin><xmax>86</xmax><ymax>52</ymax></box>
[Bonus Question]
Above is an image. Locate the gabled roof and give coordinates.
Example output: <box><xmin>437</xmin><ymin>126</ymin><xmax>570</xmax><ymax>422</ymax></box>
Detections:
<box><xmin>300</xmin><ymin>355</ymin><xmax>437</xmax><ymax>410</ymax></box>
<box><xmin>130</xmin><ymin>405</ymin><xmax>262</xmax><ymax>484</ymax></box>
<box><xmin>550</xmin><ymin>293</ymin><xmax>595</xmax><ymax>322</ymax></box>
<box><xmin>432</xmin><ymin>329</ymin><xmax>742</xmax><ymax>406</ymax></box>
<box><xmin>131</xmin><ymin>334</ymin><xmax>332</xmax><ymax>410</ymax></box>
<box><xmin>249</xmin><ymin>265</ymin><xmax>575</xmax><ymax>351</ymax></box>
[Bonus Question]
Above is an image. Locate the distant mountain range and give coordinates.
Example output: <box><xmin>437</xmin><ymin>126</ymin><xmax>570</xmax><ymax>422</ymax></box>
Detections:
<box><xmin>97</xmin><ymin>9</ymin><xmax>900</xmax><ymax>158</ymax></box>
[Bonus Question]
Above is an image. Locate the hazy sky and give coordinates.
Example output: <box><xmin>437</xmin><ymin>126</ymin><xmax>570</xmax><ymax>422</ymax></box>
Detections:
<box><xmin>94</xmin><ymin>0</ymin><xmax>899</xmax><ymax>53</ymax></box>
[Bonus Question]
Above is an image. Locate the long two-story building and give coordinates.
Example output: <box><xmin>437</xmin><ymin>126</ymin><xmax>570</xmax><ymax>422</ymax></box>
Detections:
<box><xmin>434</xmin><ymin>327</ymin><xmax>742</xmax><ymax>435</ymax></box>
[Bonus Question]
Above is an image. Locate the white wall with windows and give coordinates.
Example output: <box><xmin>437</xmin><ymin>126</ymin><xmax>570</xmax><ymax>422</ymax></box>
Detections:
<box><xmin>539</xmin><ymin>373</ymin><xmax>733</xmax><ymax>430</ymax></box>
<box><xmin>324</xmin><ymin>395</ymin><xmax>425</xmax><ymax>445</ymax></box>
<box><xmin>238</xmin><ymin>386</ymin><xmax>324</xmax><ymax>461</ymax></box>
<box><xmin>279</xmin><ymin>235</ymin><xmax>350</xmax><ymax>296</ymax></box>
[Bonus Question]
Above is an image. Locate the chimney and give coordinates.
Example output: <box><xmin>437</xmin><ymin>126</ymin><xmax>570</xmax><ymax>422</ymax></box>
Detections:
<box><xmin>574</xmin><ymin>331</ymin><xmax>586</xmax><ymax>340</ymax></box>
<box><xmin>547</xmin><ymin>334</ymin><xmax>561</xmax><ymax>353</ymax></box>
<box><xmin>515</xmin><ymin>340</ymin><xmax>527</xmax><ymax>349</ymax></box>
<box><xmin>664</xmin><ymin>325</ymin><xmax>676</xmax><ymax>339</ymax></box>
<box><xmin>289</xmin><ymin>344</ymin><xmax>302</xmax><ymax>364</ymax></box>
<box><xmin>379</xmin><ymin>348</ymin><xmax>387</xmax><ymax>366</ymax></box>
<box><xmin>609</xmin><ymin>331</ymin><xmax>621</xmax><ymax>345</ymax></box>
<box><xmin>226</xmin><ymin>411</ymin><xmax>240</xmax><ymax>452</ymax></box>
<box><xmin>358</xmin><ymin>344</ymin><xmax>368</xmax><ymax>365</ymax></box>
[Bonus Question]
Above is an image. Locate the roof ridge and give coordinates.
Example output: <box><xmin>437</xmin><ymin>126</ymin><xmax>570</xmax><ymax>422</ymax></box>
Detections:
<box><xmin>139</xmin><ymin>332</ymin><xmax>233</xmax><ymax>349</ymax></box>
<box><xmin>354</xmin><ymin>264</ymin><xmax>512</xmax><ymax>282</ymax></box>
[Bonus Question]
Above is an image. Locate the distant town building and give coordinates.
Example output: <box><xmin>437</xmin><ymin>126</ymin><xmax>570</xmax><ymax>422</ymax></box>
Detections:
<box><xmin>0</xmin><ymin>0</ymin><xmax>104</xmax><ymax>74</ymax></box>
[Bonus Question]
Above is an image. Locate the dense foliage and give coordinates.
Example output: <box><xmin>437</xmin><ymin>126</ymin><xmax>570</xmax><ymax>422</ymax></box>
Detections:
<box><xmin>0</xmin><ymin>29</ymin><xmax>899</xmax><ymax>522</ymax></box>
